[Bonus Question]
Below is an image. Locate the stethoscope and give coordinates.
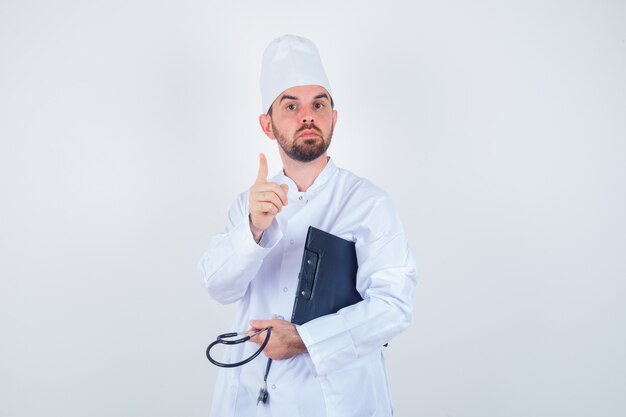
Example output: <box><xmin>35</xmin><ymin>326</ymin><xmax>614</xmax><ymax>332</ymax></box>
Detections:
<box><xmin>206</xmin><ymin>327</ymin><xmax>274</xmax><ymax>405</ymax></box>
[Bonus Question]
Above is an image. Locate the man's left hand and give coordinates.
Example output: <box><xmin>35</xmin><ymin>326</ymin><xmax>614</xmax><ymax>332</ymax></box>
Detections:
<box><xmin>248</xmin><ymin>318</ymin><xmax>307</xmax><ymax>360</ymax></box>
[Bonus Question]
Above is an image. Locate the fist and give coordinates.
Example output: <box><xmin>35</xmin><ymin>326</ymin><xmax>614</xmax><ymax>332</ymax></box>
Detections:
<box><xmin>249</xmin><ymin>153</ymin><xmax>288</xmax><ymax>242</ymax></box>
<box><xmin>248</xmin><ymin>318</ymin><xmax>307</xmax><ymax>360</ymax></box>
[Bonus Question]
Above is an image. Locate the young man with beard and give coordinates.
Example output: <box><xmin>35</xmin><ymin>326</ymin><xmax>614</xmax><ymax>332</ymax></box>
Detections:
<box><xmin>198</xmin><ymin>34</ymin><xmax>417</xmax><ymax>417</ymax></box>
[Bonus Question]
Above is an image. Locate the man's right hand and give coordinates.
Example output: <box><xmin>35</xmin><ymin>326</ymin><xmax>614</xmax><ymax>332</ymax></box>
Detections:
<box><xmin>249</xmin><ymin>153</ymin><xmax>288</xmax><ymax>243</ymax></box>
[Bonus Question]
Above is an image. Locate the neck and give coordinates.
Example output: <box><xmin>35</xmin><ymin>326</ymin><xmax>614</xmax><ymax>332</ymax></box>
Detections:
<box><xmin>280</xmin><ymin>153</ymin><xmax>329</xmax><ymax>192</ymax></box>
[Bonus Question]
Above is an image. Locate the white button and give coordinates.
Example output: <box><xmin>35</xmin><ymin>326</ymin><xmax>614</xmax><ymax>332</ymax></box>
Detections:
<box><xmin>289</xmin><ymin>240</ymin><xmax>294</xmax><ymax>245</ymax></box>
<box><xmin>271</xmin><ymin>384</ymin><xmax>276</xmax><ymax>389</ymax></box>
<box><xmin>283</xmin><ymin>287</ymin><xmax>288</xmax><ymax>292</ymax></box>
<box><xmin>298</xmin><ymin>196</ymin><xmax>303</xmax><ymax>200</ymax></box>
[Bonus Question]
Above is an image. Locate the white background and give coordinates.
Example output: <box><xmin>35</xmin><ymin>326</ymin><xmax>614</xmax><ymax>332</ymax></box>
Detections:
<box><xmin>1</xmin><ymin>1</ymin><xmax>625</xmax><ymax>416</ymax></box>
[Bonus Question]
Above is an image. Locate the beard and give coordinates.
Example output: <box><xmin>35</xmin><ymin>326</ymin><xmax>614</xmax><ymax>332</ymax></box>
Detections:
<box><xmin>272</xmin><ymin>122</ymin><xmax>333</xmax><ymax>162</ymax></box>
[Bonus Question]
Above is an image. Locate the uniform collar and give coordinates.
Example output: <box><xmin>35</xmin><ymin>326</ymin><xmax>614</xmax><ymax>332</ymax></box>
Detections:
<box><xmin>272</xmin><ymin>157</ymin><xmax>338</xmax><ymax>198</ymax></box>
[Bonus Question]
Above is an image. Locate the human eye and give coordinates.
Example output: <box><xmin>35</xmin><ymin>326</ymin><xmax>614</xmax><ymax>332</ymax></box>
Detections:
<box><xmin>286</xmin><ymin>103</ymin><xmax>297</xmax><ymax>111</ymax></box>
<box><xmin>314</xmin><ymin>102</ymin><xmax>325</xmax><ymax>110</ymax></box>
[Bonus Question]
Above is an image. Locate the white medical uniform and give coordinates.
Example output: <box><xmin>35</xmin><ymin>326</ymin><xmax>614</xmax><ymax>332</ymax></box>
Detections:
<box><xmin>198</xmin><ymin>158</ymin><xmax>417</xmax><ymax>417</ymax></box>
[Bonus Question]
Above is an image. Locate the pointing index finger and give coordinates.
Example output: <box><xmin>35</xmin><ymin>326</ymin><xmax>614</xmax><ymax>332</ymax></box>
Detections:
<box><xmin>256</xmin><ymin>153</ymin><xmax>268</xmax><ymax>183</ymax></box>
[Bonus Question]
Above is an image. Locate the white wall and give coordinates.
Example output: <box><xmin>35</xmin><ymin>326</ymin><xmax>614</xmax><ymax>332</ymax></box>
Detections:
<box><xmin>1</xmin><ymin>1</ymin><xmax>624</xmax><ymax>416</ymax></box>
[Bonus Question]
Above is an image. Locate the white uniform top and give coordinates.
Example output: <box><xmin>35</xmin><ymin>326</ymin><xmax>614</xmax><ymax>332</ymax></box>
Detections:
<box><xmin>198</xmin><ymin>158</ymin><xmax>417</xmax><ymax>417</ymax></box>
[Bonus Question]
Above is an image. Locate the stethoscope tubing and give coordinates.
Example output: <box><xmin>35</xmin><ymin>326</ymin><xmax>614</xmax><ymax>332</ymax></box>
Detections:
<box><xmin>206</xmin><ymin>327</ymin><xmax>272</xmax><ymax>368</ymax></box>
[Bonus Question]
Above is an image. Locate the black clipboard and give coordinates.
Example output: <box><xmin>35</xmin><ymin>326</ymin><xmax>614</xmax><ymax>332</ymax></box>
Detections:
<box><xmin>290</xmin><ymin>226</ymin><xmax>363</xmax><ymax>325</ymax></box>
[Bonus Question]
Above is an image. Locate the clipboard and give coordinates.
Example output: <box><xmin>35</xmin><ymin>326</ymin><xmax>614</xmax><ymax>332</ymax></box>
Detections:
<box><xmin>291</xmin><ymin>226</ymin><xmax>363</xmax><ymax>325</ymax></box>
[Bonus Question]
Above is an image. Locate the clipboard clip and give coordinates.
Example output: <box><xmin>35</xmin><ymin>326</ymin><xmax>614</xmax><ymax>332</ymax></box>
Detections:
<box><xmin>298</xmin><ymin>250</ymin><xmax>318</xmax><ymax>299</ymax></box>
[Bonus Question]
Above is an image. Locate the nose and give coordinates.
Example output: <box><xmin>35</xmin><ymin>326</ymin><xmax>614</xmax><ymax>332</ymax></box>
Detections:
<box><xmin>300</xmin><ymin>108</ymin><xmax>314</xmax><ymax>124</ymax></box>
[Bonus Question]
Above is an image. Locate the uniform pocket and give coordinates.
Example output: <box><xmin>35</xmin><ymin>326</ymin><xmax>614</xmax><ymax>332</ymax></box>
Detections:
<box><xmin>318</xmin><ymin>355</ymin><xmax>378</xmax><ymax>417</ymax></box>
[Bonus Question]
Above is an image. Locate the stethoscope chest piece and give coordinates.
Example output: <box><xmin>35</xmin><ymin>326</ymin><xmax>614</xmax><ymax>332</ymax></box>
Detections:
<box><xmin>257</xmin><ymin>383</ymin><xmax>269</xmax><ymax>405</ymax></box>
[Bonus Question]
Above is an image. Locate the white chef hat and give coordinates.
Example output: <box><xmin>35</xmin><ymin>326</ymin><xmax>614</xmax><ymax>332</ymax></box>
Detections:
<box><xmin>260</xmin><ymin>34</ymin><xmax>332</xmax><ymax>113</ymax></box>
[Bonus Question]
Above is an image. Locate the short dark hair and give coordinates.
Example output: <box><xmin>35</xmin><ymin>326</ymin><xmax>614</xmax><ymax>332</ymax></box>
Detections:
<box><xmin>267</xmin><ymin>95</ymin><xmax>335</xmax><ymax>116</ymax></box>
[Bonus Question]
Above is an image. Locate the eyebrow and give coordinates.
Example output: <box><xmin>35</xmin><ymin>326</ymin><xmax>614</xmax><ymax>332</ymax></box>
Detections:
<box><xmin>314</xmin><ymin>93</ymin><xmax>330</xmax><ymax>101</ymax></box>
<box><xmin>279</xmin><ymin>95</ymin><xmax>298</xmax><ymax>103</ymax></box>
<box><xmin>279</xmin><ymin>93</ymin><xmax>330</xmax><ymax>103</ymax></box>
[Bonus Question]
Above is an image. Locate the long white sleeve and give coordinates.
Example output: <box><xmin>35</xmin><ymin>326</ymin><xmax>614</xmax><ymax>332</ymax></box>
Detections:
<box><xmin>197</xmin><ymin>191</ymin><xmax>283</xmax><ymax>304</ymax></box>
<box><xmin>297</xmin><ymin>195</ymin><xmax>418</xmax><ymax>376</ymax></box>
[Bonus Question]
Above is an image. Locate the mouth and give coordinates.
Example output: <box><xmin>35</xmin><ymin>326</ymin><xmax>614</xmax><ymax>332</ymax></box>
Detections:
<box><xmin>298</xmin><ymin>129</ymin><xmax>321</xmax><ymax>139</ymax></box>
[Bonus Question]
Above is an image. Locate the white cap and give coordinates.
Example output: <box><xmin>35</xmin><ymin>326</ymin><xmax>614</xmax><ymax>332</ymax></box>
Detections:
<box><xmin>260</xmin><ymin>34</ymin><xmax>332</xmax><ymax>113</ymax></box>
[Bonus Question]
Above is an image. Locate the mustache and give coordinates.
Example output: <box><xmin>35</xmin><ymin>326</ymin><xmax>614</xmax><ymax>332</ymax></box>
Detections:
<box><xmin>297</xmin><ymin>123</ymin><xmax>322</xmax><ymax>134</ymax></box>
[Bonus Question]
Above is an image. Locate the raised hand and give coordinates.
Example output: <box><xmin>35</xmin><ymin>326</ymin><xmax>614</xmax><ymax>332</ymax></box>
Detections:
<box><xmin>248</xmin><ymin>153</ymin><xmax>289</xmax><ymax>242</ymax></box>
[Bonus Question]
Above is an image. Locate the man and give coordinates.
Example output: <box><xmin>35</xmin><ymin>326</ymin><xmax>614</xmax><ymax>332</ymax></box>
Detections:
<box><xmin>198</xmin><ymin>34</ymin><xmax>417</xmax><ymax>417</ymax></box>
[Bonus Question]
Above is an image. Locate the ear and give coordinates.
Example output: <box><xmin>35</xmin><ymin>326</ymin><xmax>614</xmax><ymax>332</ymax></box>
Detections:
<box><xmin>332</xmin><ymin>109</ymin><xmax>338</xmax><ymax>130</ymax></box>
<box><xmin>259</xmin><ymin>114</ymin><xmax>276</xmax><ymax>140</ymax></box>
